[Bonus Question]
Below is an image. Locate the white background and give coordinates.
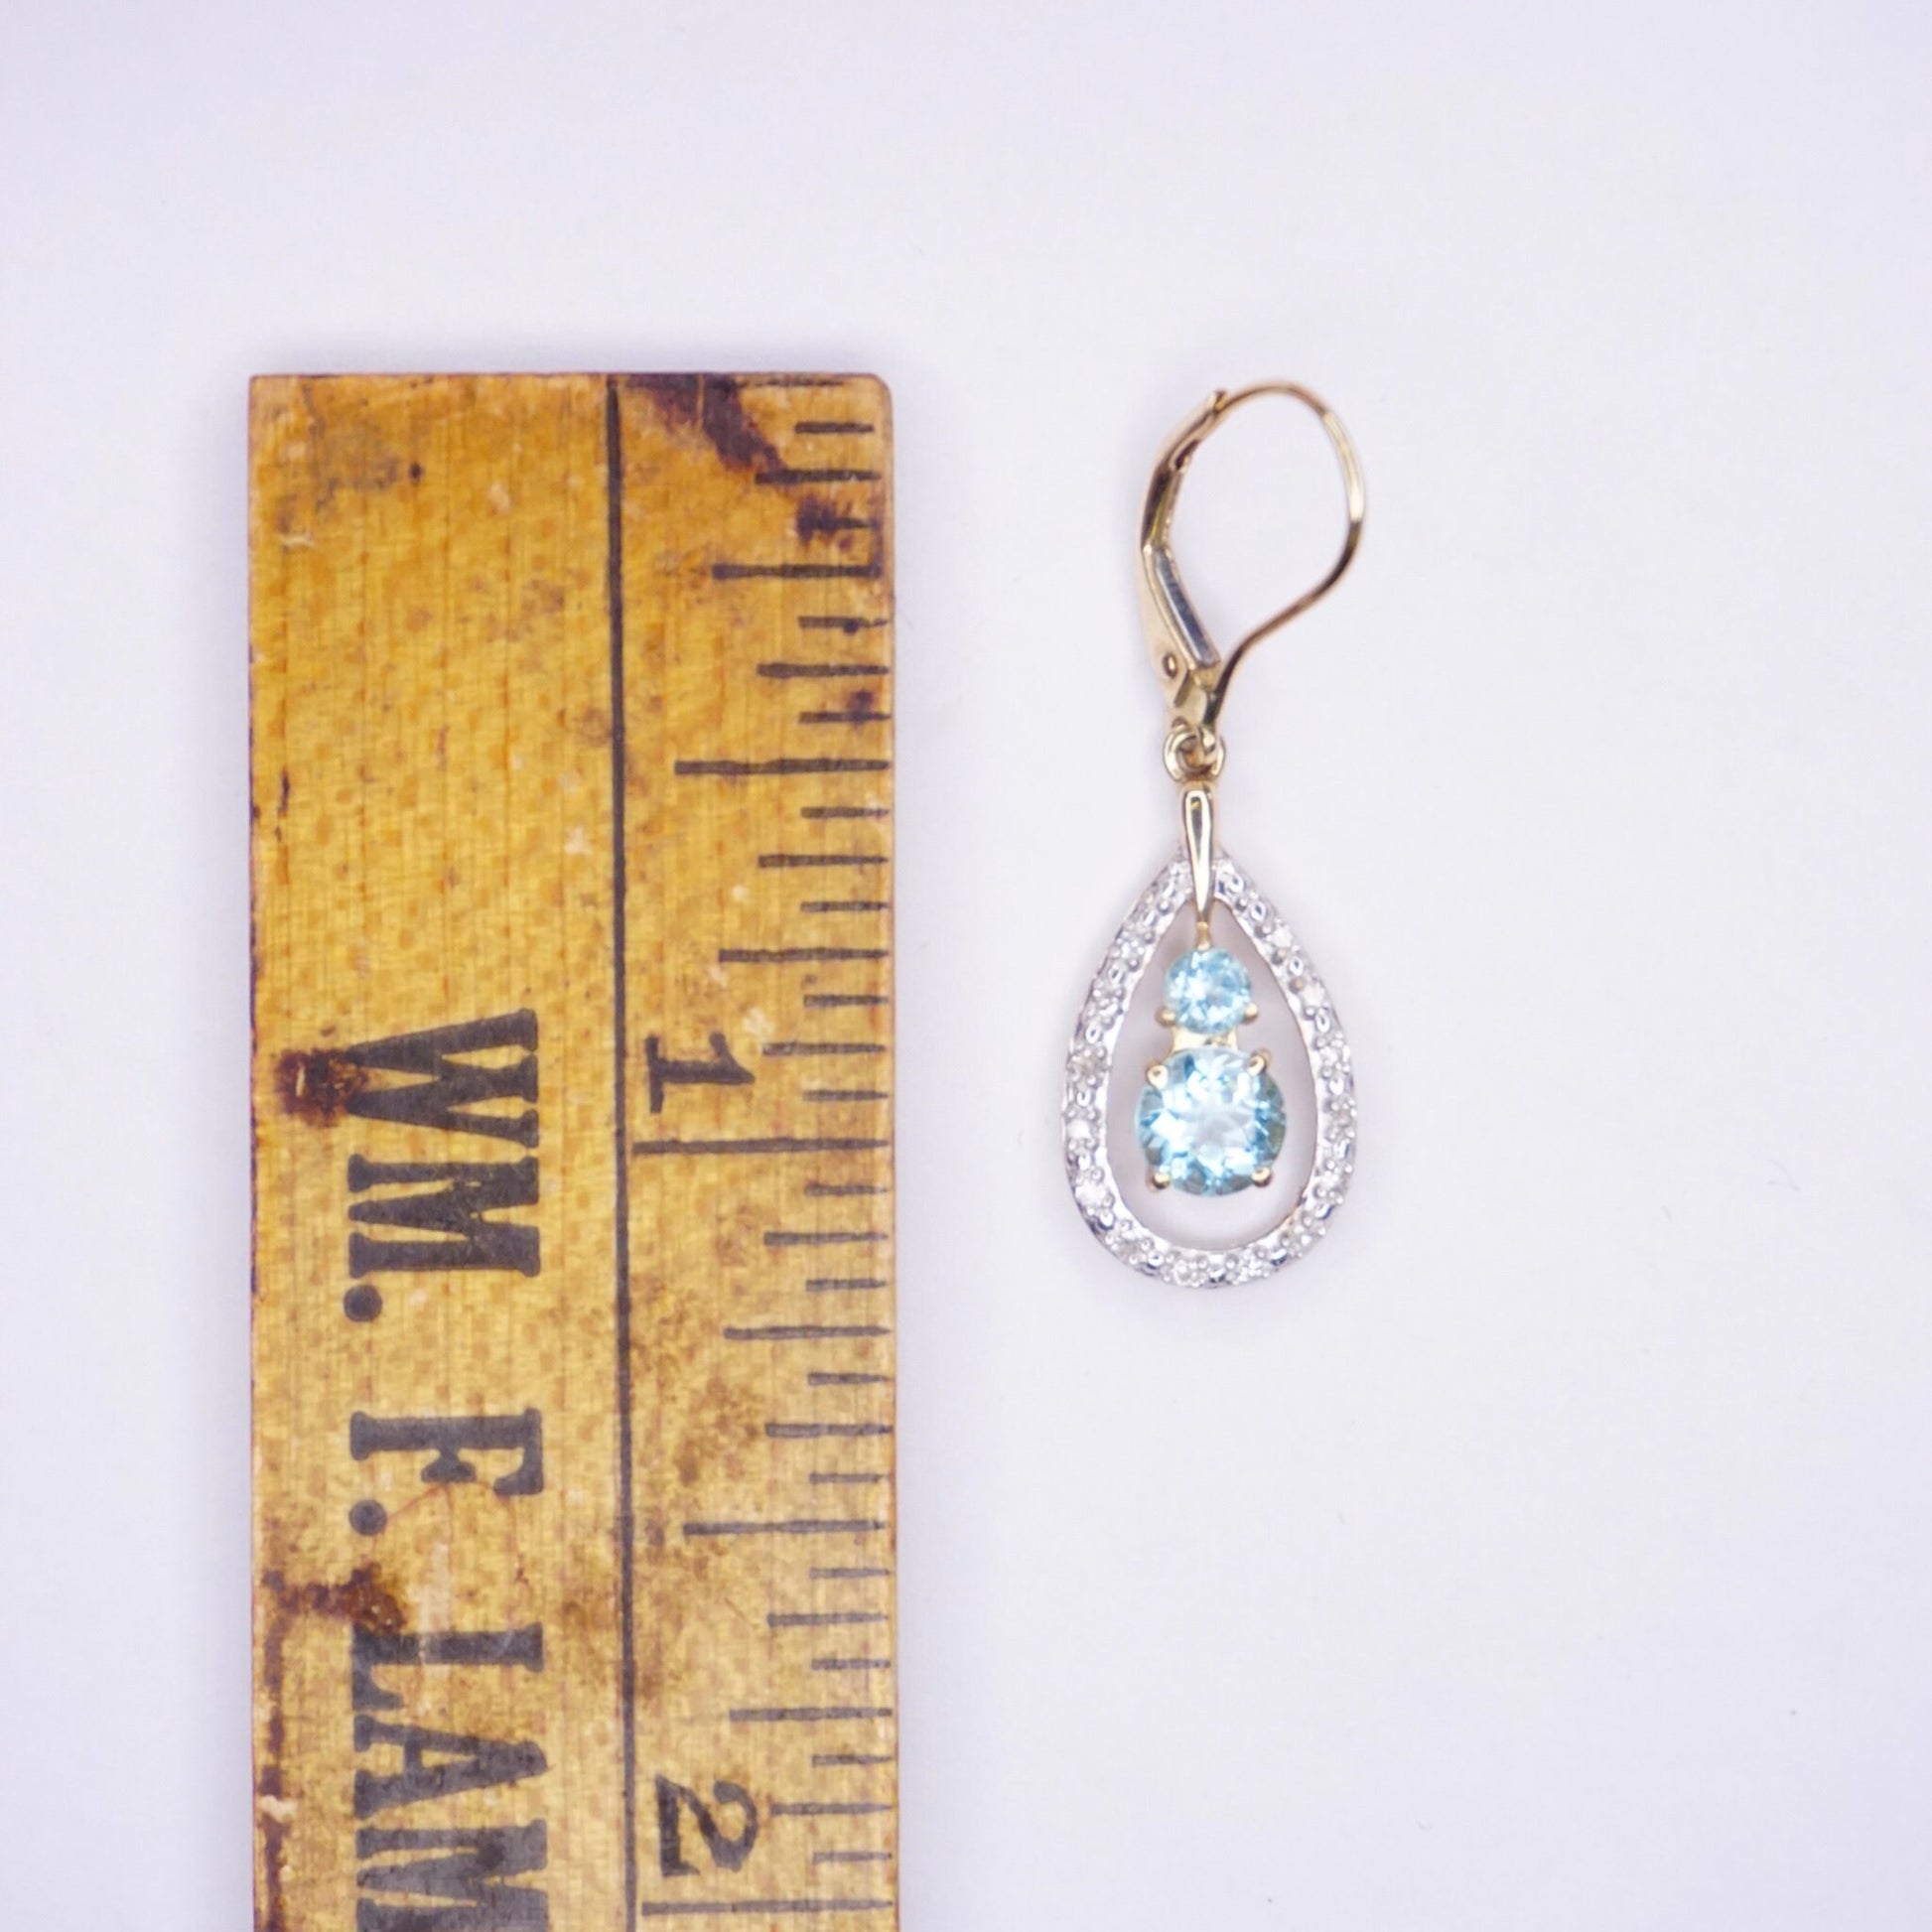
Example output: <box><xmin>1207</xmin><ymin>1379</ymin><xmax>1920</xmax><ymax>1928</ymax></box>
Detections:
<box><xmin>4</xmin><ymin>3</ymin><xmax>1930</xmax><ymax>1925</ymax></box>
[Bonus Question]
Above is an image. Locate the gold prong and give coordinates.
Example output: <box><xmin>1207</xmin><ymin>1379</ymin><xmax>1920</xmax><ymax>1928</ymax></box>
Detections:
<box><xmin>1247</xmin><ymin>1049</ymin><xmax>1271</xmax><ymax>1075</ymax></box>
<box><xmin>1252</xmin><ymin>1165</ymin><xmax>1275</xmax><ymax>1187</ymax></box>
<box><xmin>1145</xmin><ymin>1060</ymin><xmax>1169</xmax><ymax>1088</ymax></box>
<box><xmin>1156</xmin><ymin>1006</ymin><xmax>1175</xmax><ymax>1028</ymax></box>
<box><xmin>1149</xmin><ymin>1167</ymin><xmax>1172</xmax><ymax>1189</ymax></box>
<box><xmin>1244</xmin><ymin>1001</ymin><xmax>1260</xmax><ymax>1023</ymax></box>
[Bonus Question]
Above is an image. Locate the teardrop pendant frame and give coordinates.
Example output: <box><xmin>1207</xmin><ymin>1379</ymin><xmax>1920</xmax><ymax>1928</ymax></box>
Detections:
<box><xmin>1062</xmin><ymin>850</ymin><xmax>1356</xmax><ymax>1287</ymax></box>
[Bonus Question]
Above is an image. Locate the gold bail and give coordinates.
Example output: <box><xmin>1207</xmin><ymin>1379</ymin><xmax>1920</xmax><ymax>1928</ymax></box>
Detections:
<box><xmin>1140</xmin><ymin>382</ymin><xmax>1367</xmax><ymax>770</ymax></box>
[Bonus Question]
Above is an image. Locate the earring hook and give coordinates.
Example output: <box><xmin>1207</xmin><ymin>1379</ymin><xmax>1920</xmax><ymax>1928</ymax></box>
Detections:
<box><xmin>1140</xmin><ymin>382</ymin><xmax>1366</xmax><ymax>763</ymax></box>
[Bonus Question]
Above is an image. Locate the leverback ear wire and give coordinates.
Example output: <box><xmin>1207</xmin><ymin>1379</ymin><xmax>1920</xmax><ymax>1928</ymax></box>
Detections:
<box><xmin>1139</xmin><ymin>382</ymin><xmax>1367</xmax><ymax>784</ymax></box>
<box><xmin>1137</xmin><ymin>382</ymin><xmax>1367</xmax><ymax>930</ymax></box>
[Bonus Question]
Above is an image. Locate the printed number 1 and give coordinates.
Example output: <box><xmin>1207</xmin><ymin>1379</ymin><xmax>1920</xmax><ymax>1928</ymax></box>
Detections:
<box><xmin>644</xmin><ymin>1032</ymin><xmax>753</xmax><ymax>1115</ymax></box>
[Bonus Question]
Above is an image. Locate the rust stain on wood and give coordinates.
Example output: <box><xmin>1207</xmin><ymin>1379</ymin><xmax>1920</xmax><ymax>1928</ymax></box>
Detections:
<box><xmin>273</xmin><ymin>1047</ymin><xmax>370</xmax><ymax>1125</ymax></box>
<box><xmin>628</xmin><ymin>372</ymin><xmax>784</xmax><ymax>474</ymax></box>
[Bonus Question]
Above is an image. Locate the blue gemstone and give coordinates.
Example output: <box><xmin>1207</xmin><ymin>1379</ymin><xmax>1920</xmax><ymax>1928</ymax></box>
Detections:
<box><xmin>1136</xmin><ymin>1045</ymin><xmax>1287</xmax><ymax>1195</ymax></box>
<box><xmin>1164</xmin><ymin>945</ymin><xmax>1253</xmax><ymax>1035</ymax></box>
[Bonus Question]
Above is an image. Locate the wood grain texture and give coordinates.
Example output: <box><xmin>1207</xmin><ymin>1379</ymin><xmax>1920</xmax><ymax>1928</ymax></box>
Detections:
<box><xmin>251</xmin><ymin>373</ymin><xmax>895</xmax><ymax>1932</ymax></box>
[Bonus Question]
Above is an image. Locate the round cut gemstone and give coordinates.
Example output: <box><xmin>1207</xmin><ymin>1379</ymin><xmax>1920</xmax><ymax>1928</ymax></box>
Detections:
<box><xmin>1137</xmin><ymin>1045</ymin><xmax>1287</xmax><ymax>1195</ymax></box>
<box><xmin>1164</xmin><ymin>945</ymin><xmax>1253</xmax><ymax>1035</ymax></box>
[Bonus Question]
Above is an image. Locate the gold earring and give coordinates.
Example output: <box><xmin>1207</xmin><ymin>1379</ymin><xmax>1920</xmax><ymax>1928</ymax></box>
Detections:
<box><xmin>1063</xmin><ymin>383</ymin><xmax>1365</xmax><ymax>1286</ymax></box>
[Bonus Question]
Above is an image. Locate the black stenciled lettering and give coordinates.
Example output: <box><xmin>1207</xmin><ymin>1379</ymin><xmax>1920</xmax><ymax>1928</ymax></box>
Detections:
<box><xmin>352</xmin><ymin>1625</ymin><xmax>545</xmax><ymax>1713</ymax></box>
<box><xmin>355</xmin><ymin>1822</ymin><xmax>549</xmax><ymax>1931</ymax></box>
<box><xmin>644</xmin><ymin>1032</ymin><xmax>753</xmax><ymax>1115</ymax></box>
<box><xmin>347</xmin><ymin>1158</ymin><xmax>539</xmax><ymax>1277</ymax></box>
<box><xmin>350</xmin><ymin>1411</ymin><xmax>544</xmax><ymax>1495</ymax></box>
<box><xmin>654</xmin><ymin>1775</ymin><xmax>759</xmax><ymax>1876</ymax></box>
<box><xmin>343</xmin><ymin>1011</ymin><xmax>539</xmax><ymax>1147</ymax></box>
<box><xmin>354</xmin><ymin>1718</ymin><xmax>547</xmax><ymax>1818</ymax></box>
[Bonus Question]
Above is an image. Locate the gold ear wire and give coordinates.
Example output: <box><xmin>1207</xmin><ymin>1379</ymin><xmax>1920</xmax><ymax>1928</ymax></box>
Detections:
<box><xmin>1140</xmin><ymin>381</ymin><xmax>1366</xmax><ymax>748</ymax></box>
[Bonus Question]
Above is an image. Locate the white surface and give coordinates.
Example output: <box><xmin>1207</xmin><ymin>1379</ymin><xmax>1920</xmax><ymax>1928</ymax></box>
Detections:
<box><xmin>3</xmin><ymin>3</ymin><xmax>1930</xmax><ymax>1925</ymax></box>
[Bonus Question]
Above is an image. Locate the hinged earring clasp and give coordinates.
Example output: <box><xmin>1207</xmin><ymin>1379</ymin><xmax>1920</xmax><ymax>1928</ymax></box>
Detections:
<box><xmin>1139</xmin><ymin>381</ymin><xmax>1367</xmax><ymax>759</ymax></box>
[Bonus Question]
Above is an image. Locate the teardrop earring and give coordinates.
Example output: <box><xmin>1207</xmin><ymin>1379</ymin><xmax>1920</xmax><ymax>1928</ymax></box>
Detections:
<box><xmin>1062</xmin><ymin>383</ymin><xmax>1366</xmax><ymax>1286</ymax></box>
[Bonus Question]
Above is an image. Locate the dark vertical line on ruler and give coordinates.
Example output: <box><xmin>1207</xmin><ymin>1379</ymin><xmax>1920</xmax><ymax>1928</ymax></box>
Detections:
<box><xmin>605</xmin><ymin>377</ymin><xmax>640</xmax><ymax>1930</ymax></box>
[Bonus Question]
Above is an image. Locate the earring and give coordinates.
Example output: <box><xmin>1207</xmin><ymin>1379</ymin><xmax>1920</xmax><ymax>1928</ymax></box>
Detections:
<box><xmin>1062</xmin><ymin>383</ymin><xmax>1366</xmax><ymax>1286</ymax></box>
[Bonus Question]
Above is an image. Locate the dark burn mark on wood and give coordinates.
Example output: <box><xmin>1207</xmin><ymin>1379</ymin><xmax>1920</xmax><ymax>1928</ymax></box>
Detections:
<box><xmin>275</xmin><ymin>1047</ymin><xmax>372</xmax><ymax>1126</ymax></box>
<box><xmin>628</xmin><ymin>374</ymin><xmax>783</xmax><ymax>476</ymax></box>
<box><xmin>794</xmin><ymin>497</ymin><xmax>875</xmax><ymax>542</ymax></box>
<box><xmin>257</xmin><ymin>1567</ymin><xmax>408</xmax><ymax>1932</ymax></box>
<box><xmin>800</xmin><ymin>689</ymin><xmax>889</xmax><ymax>726</ymax></box>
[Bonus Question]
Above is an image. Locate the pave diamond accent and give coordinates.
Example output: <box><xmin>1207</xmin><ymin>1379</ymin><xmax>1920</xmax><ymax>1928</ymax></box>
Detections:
<box><xmin>1061</xmin><ymin>851</ymin><xmax>1357</xmax><ymax>1285</ymax></box>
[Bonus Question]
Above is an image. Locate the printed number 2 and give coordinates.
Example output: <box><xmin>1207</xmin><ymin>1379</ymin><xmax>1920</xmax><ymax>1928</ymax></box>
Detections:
<box><xmin>656</xmin><ymin>1775</ymin><xmax>759</xmax><ymax>1876</ymax></box>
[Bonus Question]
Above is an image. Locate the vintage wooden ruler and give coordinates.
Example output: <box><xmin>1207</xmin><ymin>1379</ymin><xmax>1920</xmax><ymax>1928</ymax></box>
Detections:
<box><xmin>251</xmin><ymin>373</ymin><xmax>896</xmax><ymax>1931</ymax></box>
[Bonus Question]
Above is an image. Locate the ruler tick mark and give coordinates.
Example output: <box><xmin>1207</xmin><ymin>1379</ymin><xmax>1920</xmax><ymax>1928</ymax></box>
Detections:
<box><xmin>633</xmin><ymin>1136</ymin><xmax>888</xmax><ymax>1157</ymax></box>
<box><xmin>759</xmin><ymin>852</ymin><xmax>887</xmax><ymax>868</ymax></box>
<box><xmin>805</xmin><ymin>1279</ymin><xmax>889</xmax><ymax>1292</ymax></box>
<box><xmin>814</xmin><ymin>1752</ymin><xmax>896</xmax><ymax>1767</ymax></box>
<box><xmin>769</xmin><ymin>1802</ymin><xmax>896</xmax><ymax>1817</ymax></box>
<box><xmin>794</xmin><ymin>421</ymin><xmax>877</xmax><ymax>436</ymax></box>
<box><xmin>804</xmin><ymin>993</ymin><xmax>889</xmax><ymax>1007</ymax></box>
<box><xmin>731</xmin><ymin>1706</ymin><xmax>896</xmax><ymax>1723</ymax></box>
<box><xmin>759</xmin><ymin>467</ymin><xmax>882</xmax><ymax>485</ymax></box>
<box><xmin>768</xmin><ymin>1421</ymin><xmax>893</xmax><ymax>1439</ymax></box>
<box><xmin>763</xmin><ymin>1040</ymin><xmax>887</xmax><ymax>1057</ymax></box>
<box><xmin>721</xmin><ymin>1323</ymin><xmax>892</xmax><ymax>1341</ymax></box>
<box><xmin>812</xmin><ymin>1568</ymin><xmax>892</xmax><ymax>1581</ymax></box>
<box><xmin>720</xmin><ymin>946</ymin><xmax>888</xmax><ymax>964</ymax></box>
<box><xmin>685</xmin><ymin>1519</ymin><xmax>887</xmax><ymax>1538</ymax></box>
<box><xmin>768</xmin><ymin>1611</ymin><xmax>890</xmax><ymax>1628</ymax></box>
<box><xmin>713</xmin><ymin>561</ymin><xmax>881</xmax><ymax>582</ymax></box>
<box><xmin>765</xmin><ymin>1229</ymin><xmax>888</xmax><ymax>1248</ymax></box>
<box><xmin>808</xmin><ymin>1372</ymin><xmax>892</xmax><ymax>1387</ymax></box>
<box><xmin>637</xmin><ymin>1902</ymin><xmax>893</xmax><ymax>1918</ymax></box>
<box><xmin>677</xmin><ymin>757</ymin><xmax>890</xmax><ymax>777</ymax></box>
<box><xmin>759</xmin><ymin>661</ymin><xmax>892</xmax><ymax>680</ymax></box>
<box><xmin>813</xmin><ymin>1658</ymin><xmax>894</xmax><ymax>1673</ymax></box>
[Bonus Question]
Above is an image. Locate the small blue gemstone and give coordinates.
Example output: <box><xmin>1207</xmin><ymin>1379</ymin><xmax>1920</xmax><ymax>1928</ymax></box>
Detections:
<box><xmin>1164</xmin><ymin>945</ymin><xmax>1253</xmax><ymax>1035</ymax></box>
<box><xmin>1136</xmin><ymin>1045</ymin><xmax>1287</xmax><ymax>1196</ymax></box>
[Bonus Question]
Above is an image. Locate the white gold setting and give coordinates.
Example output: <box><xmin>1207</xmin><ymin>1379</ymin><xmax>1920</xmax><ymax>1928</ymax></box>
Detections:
<box><xmin>1062</xmin><ymin>851</ymin><xmax>1356</xmax><ymax>1287</ymax></box>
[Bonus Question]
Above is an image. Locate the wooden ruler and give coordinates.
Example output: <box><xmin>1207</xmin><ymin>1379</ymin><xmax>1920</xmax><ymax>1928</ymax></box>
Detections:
<box><xmin>251</xmin><ymin>373</ymin><xmax>896</xmax><ymax>1931</ymax></box>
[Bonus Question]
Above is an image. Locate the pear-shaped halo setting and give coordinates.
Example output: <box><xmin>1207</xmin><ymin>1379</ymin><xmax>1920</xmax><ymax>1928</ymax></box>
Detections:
<box><xmin>1062</xmin><ymin>850</ymin><xmax>1356</xmax><ymax>1286</ymax></box>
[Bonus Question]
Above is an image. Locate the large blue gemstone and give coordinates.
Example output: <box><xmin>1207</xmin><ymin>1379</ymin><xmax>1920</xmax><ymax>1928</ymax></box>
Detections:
<box><xmin>1136</xmin><ymin>1045</ymin><xmax>1287</xmax><ymax>1195</ymax></box>
<box><xmin>1164</xmin><ymin>945</ymin><xmax>1253</xmax><ymax>1035</ymax></box>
